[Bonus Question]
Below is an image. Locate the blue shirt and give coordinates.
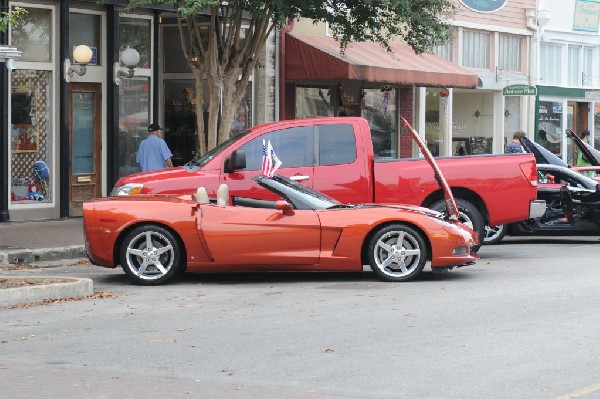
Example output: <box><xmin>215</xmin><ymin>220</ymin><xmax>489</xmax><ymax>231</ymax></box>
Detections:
<box><xmin>136</xmin><ymin>134</ymin><xmax>173</xmax><ymax>172</ymax></box>
<box><xmin>505</xmin><ymin>142</ymin><xmax>524</xmax><ymax>154</ymax></box>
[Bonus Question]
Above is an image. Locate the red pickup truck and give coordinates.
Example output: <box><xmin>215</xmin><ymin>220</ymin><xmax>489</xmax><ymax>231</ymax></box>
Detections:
<box><xmin>112</xmin><ymin>117</ymin><xmax>545</xmax><ymax>249</ymax></box>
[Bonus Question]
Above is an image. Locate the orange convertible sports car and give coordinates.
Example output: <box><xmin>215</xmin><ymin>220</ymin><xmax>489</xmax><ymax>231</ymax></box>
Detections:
<box><xmin>84</xmin><ymin>174</ymin><xmax>479</xmax><ymax>285</ymax></box>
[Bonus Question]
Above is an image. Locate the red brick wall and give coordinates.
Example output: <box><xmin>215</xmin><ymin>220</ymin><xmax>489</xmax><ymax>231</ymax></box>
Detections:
<box><xmin>399</xmin><ymin>87</ymin><xmax>414</xmax><ymax>158</ymax></box>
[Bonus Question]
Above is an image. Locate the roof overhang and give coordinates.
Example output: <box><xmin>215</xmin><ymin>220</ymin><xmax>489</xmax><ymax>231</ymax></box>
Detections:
<box><xmin>285</xmin><ymin>34</ymin><xmax>478</xmax><ymax>89</ymax></box>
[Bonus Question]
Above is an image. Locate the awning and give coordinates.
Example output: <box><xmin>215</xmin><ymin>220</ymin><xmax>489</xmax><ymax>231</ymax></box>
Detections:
<box><xmin>285</xmin><ymin>34</ymin><xmax>479</xmax><ymax>89</ymax></box>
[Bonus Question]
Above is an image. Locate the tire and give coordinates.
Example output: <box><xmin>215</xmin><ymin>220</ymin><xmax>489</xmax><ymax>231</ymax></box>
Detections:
<box><xmin>430</xmin><ymin>198</ymin><xmax>484</xmax><ymax>253</ymax></box>
<box><xmin>483</xmin><ymin>224</ymin><xmax>507</xmax><ymax>245</ymax></box>
<box><xmin>367</xmin><ymin>224</ymin><xmax>427</xmax><ymax>282</ymax></box>
<box><xmin>119</xmin><ymin>225</ymin><xmax>183</xmax><ymax>285</ymax></box>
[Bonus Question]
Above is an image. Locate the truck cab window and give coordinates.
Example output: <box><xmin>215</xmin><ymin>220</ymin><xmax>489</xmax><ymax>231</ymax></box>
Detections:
<box><xmin>238</xmin><ymin>126</ymin><xmax>314</xmax><ymax>170</ymax></box>
<box><xmin>316</xmin><ymin>124</ymin><xmax>357</xmax><ymax>166</ymax></box>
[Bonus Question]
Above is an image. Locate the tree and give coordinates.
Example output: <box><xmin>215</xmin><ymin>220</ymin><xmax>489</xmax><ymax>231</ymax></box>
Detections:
<box><xmin>124</xmin><ymin>0</ymin><xmax>455</xmax><ymax>155</ymax></box>
<box><xmin>0</xmin><ymin>7</ymin><xmax>27</xmax><ymax>33</ymax></box>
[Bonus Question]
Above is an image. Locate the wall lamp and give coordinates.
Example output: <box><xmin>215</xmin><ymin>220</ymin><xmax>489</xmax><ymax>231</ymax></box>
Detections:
<box><xmin>0</xmin><ymin>45</ymin><xmax>23</xmax><ymax>71</ymax></box>
<box><xmin>114</xmin><ymin>47</ymin><xmax>140</xmax><ymax>86</ymax></box>
<box><xmin>64</xmin><ymin>44</ymin><xmax>93</xmax><ymax>83</ymax></box>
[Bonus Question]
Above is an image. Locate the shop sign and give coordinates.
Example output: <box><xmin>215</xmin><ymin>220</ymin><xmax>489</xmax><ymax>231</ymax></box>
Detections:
<box><xmin>503</xmin><ymin>84</ymin><xmax>537</xmax><ymax>96</ymax></box>
<box><xmin>585</xmin><ymin>91</ymin><xmax>600</xmax><ymax>99</ymax></box>
<box><xmin>458</xmin><ymin>0</ymin><xmax>507</xmax><ymax>13</ymax></box>
<box><xmin>574</xmin><ymin>0</ymin><xmax>600</xmax><ymax>32</ymax></box>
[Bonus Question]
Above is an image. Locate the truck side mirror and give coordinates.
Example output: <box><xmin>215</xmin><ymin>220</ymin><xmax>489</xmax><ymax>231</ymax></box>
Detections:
<box><xmin>225</xmin><ymin>150</ymin><xmax>246</xmax><ymax>172</ymax></box>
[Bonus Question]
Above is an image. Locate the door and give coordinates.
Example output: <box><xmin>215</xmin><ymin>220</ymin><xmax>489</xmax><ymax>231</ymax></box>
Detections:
<box><xmin>567</xmin><ymin>102</ymin><xmax>589</xmax><ymax>164</ymax></box>
<box><xmin>69</xmin><ymin>83</ymin><xmax>102</xmax><ymax>217</ymax></box>
<box><xmin>199</xmin><ymin>205</ymin><xmax>321</xmax><ymax>266</ymax></box>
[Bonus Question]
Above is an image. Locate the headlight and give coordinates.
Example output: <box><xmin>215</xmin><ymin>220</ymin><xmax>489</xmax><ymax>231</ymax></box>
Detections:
<box><xmin>110</xmin><ymin>183</ymin><xmax>144</xmax><ymax>196</ymax></box>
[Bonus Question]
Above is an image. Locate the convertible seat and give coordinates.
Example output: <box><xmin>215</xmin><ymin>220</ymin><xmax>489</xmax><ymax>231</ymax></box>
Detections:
<box><xmin>196</xmin><ymin>187</ymin><xmax>209</xmax><ymax>204</ymax></box>
<box><xmin>217</xmin><ymin>184</ymin><xmax>229</xmax><ymax>206</ymax></box>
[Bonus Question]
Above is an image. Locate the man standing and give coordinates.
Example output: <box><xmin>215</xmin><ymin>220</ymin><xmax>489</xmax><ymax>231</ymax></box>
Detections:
<box><xmin>136</xmin><ymin>123</ymin><xmax>173</xmax><ymax>172</ymax></box>
<box><xmin>505</xmin><ymin>130</ymin><xmax>526</xmax><ymax>153</ymax></box>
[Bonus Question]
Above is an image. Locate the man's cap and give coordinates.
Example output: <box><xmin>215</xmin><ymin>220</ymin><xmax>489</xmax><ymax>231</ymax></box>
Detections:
<box><xmin>148</xmin><ymin>123</ymin><xmax>162</xmax><ymax>132</ymax></box>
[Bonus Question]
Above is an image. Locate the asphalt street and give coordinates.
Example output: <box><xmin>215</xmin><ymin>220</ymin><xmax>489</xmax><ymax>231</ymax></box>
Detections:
<box><xmin>2</xmin><ymin>235</ymin><xmax>600</xmax><ymax>399</ymax></box>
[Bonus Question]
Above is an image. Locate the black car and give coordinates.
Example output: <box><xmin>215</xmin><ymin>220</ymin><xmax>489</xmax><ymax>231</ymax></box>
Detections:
<box><xmin>484</xmin><ymin>134</ymin><xmax>600</xmax><ymax>244</ymax></box>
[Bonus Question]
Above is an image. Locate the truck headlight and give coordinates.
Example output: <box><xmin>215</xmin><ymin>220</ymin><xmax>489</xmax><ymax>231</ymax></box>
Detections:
<box><xmin>111</xmin><ymin>183</ymin><xmax>143</xmax><ymax>196</ymax></box>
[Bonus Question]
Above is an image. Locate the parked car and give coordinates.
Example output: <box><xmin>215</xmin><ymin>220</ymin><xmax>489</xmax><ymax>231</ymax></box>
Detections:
<box><xmin>484</xmin><ymin>134</ymin><xmax>600</xmax><ymax>244</ymax></box>
<box><xmin>111</xmin><ymin>117</ymin><xmax>544</xmax><ymax>252</ymax></box>
<box><xmin>83</xmin><ymin>174</ymin><xmax>479</xmax><ymax>285</ymax></box>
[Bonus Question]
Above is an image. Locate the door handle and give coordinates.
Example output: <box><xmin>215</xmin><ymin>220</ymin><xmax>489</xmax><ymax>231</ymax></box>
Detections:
<box><xmin>290</xmin><ymin>175</ymin><xmax>310</xmax><ymax>182</ymax></box>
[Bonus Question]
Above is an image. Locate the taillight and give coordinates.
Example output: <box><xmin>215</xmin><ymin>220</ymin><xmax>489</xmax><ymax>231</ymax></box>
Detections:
<box><xmin>519</xmin><ymin>162</ymin><xmax>538</xmax><ymax>186</ymax></box>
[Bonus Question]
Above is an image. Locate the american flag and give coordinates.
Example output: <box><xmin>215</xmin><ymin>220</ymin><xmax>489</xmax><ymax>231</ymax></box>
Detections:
<box><xmin>262</xmin><ymin>139</ymin><xmax>282</xmax><ymax>177</ymax></box>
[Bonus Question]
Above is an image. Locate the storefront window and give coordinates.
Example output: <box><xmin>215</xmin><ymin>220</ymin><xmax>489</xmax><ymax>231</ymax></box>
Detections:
<box><xmin>425</xmin><ymin>88</ymin><xmax>442</xmax><ymax>156</ymax></box>
<box><xmin>118</xmin><ymin>78</ymin><xmax>150</xmax><ymax>177</ymax></box>
<box><xmin>10</xmin><ymin>70</ymin><xmax>53</xmax><ymax>203</ymax></box>
<box><xmin>504</xmin><ymin>96</ymin><xmax>522</xmax><ymax>151</ymax></box>
<box><xmin>163</xmin><ymin>79</ymin><xmax>253</xmax><ymax>165</ymax></box>
<box><xmin>538</xmin><ymin>101</ymin><xmax>563</xmax><ymax>156</ymax></box>
<box><xmin>11</xmin><ymin>7</ymin><xmax>52</xmax><ymax>63</ymax></box>
<box><xmin>594</xmin><ymin>103</ymin><xmax>600</xmax><ymax>150</ymax></box>
<box><xmin>453</xmin><ymin>92</ymin><xmax>493</xmax><ymax>155</ymax></box>
<box><xmin>295</xmin><ymin>86</ymin><xmax>335</xmax><ymax>118</ymax></box>
<box><xmin>69</xmin><ymin>13</ymin><xmax>101</xmax><ymax>65</ymax></box>
<box><xmin>361</xmin><ymin>88</ymin><xmax>397</xmax><ymax>158</ymax></box>
<box><xmin>120</xmin><ymin>17</ymin><xmax>151</xmax><ymax>69</ymax></box>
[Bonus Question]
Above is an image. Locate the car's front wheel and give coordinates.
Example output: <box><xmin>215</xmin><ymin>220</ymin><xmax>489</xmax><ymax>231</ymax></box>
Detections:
<box><xmin>120</xmin><ymin>225</ymin><xmax>183</xmax><ymax>285</ymax></box>
<box><xmin>367</xmin><ymin>224</ymin><xmax>427</xmax><ymax>282</ymax></box>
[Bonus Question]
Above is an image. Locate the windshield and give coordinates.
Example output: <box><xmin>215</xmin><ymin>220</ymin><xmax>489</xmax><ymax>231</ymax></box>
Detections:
<box><xmin>254</xmin><ymin>175</ymin><xmax>343</xmax><ymax>210</ymax></box>
<box><xmin>186</xmin><ymin>130</ymin><xmax>250</xmax><ymax>168</ymax></box>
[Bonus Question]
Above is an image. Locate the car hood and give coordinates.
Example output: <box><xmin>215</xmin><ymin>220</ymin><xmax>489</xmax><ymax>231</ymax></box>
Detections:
<box><xmin>116</xmin><ymin>166</ymin><xmax>203</xmax><ymax>186</ymax></box>
<box><xmin>520</xmin><ymin>136</ymin><xmax>568</xmax><ymax>167</ymax></box>
<box><xmin>566</xmin><ymin>129</ymin><xmax>600</xmax><ymax>166</ymax></box>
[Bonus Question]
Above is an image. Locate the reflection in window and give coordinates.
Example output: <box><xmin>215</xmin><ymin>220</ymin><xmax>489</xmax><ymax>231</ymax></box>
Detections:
<box><xmin>240</xmin><ymin>127</ymin><xmax>314</xmax><ymax>170</ymax></box>
<box><xmin>69</xmin><ymin>13</ymin><xmax>101</xmax><ymax>65</ymax></box>
<box><xmin>120</xmin><ymin>17</ymin><xmax>151</xmax><ymax>69</ymax></box>
<box><xmin>11</xmin><ymin>7</ymin><xmax>52</xmax><ymax>63</ymax></box>
<box><xmin>295</xmin><ymin>86</ymin><xmax>335</xmax><ymax>118</ymax></box>
<box><xmin>118</xmin><ymin>78</ymin><xmax>150</xmax><ymax>177</ymax></box>
<box><xmin>425</xmin><ymin>88</ymin><xmax>442</xmax><ymax>156</ymax></box>
<box><xmin>538</xmin><ymin>101</ymin><xmax>563</xmax><ymax>157</ymax></box>
<box><xmin>361</xmin><ymin>88</ymin><xmax>397</xmax><ymax>158</ymax></box>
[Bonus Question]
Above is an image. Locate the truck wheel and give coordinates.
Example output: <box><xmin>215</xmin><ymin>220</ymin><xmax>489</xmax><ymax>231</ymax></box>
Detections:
<box><xmin>483</xmin><ymin>224</ymin><xmax>507</xmax><ymax>245</ymax></box>
<box><xmin>430</xmin><ymin>198</ymin><xmax>484</xmax><ymax>253</ymax></box>
<box><xmin>367</xmin><ymin>224</ymin><xmax>427</xmax><ymax>282</ymax></box>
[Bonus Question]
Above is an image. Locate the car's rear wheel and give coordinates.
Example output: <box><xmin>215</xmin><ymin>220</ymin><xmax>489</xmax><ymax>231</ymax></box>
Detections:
<box><xmin>430</xmin><ymin>198</ymin><xmax>484</xmax><ymax>252</ymax></box>
<box><xmin>120</xmin><ymin>225</ymin><xmax>182</xmax><ymax>285</ymax></box>
<box><xmin>483</xmin><ymin>224</ymin><xmax>507</xmax><ymax>245</ymax></box>
<box><xmin>367</xmin><ymin>224</ymin><xmax>427</xmax><ymax>282</ymax></box>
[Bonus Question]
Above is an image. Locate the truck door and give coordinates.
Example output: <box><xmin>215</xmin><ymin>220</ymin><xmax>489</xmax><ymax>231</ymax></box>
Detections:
<box><xmin>222</xmin><ymin>125</ymin><xmax>315</xmax><ymax>200</ymax></box>
<box><xmin>312</xmin><ymin>122</ymin><xmax>371</xmax><ymax>203</ymax></box>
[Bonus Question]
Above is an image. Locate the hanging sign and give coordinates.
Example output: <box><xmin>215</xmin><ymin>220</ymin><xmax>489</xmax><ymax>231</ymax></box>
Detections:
<box><xmin>458</xmin><ymin>0</ymin><xmax>508</xmax><ymax>13</ymax></box>
<box><xmin>502</xmin><ymin>84</ymin><xmax>537</xmax><ymax>96</ymax></box>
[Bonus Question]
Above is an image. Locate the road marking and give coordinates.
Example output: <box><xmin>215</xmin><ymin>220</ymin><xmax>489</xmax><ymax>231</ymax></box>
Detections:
<box><xmin>556</xmin><ymin>381</ymin><xmax>600</xmax><ymax>398</ymax></box>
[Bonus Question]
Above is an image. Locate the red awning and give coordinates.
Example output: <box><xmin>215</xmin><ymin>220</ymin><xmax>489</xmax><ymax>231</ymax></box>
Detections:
<box><xmin>285</xmin><ymin>34</ymin><xmax>479</xmax><ymax>89</ymax></box>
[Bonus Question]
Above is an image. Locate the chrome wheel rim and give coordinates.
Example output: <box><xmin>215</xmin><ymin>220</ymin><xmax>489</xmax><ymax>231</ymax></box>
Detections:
<box><xmin>373</xmin><ymin>230</ymin><xmax>422</xmax><ymax>278</ymax></box>
<box><xmin>125</xmin><ymin>230</ymin><xmax>175</xmax><ymax>281</ymax></box>
<box><xmin>484</xmin><ymin>225</ymin><xmax>505</xmax><ymax>243</ymax></box>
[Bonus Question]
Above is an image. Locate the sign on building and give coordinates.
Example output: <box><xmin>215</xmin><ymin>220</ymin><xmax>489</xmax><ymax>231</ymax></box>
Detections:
<box><xmin>502</xmin><ymin>85</ymin><xmax>537</xmax><ymax>96</ymax></box>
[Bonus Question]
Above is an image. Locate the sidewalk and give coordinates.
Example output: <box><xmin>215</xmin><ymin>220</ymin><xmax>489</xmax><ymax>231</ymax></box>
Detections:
<box><xmin>0</xmin><ymin>218</ymin><xmax>86</xmax><ymax>265</ymax></box>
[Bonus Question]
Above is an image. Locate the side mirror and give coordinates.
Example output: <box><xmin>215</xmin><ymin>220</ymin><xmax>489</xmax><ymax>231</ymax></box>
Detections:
<box><xmin>224</xmin><ymin>150</ymin><xmax>246</xmax><ymax>172</ymax></box>
<box><xmin>275</xmin><ymin>200</ymin><xmax>295</xmax><ymax>216</ymax></box>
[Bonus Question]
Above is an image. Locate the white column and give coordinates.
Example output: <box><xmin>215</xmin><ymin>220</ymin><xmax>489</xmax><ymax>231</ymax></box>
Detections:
<box><xmin>439</xmin><ymin>88</ymin><xmax>453</xmax><ymax>156</ymax></box>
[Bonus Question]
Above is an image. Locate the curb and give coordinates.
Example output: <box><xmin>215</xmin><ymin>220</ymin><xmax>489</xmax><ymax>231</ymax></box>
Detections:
<box><xmin>0</xmin><ymin>276</ymin><xmax>93</xmax><ymax>307</ymax></box>
<box><xmin>0</xmin><ymin>245</ymin><xmax>86</xmax><ymax>266</ymax></box>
